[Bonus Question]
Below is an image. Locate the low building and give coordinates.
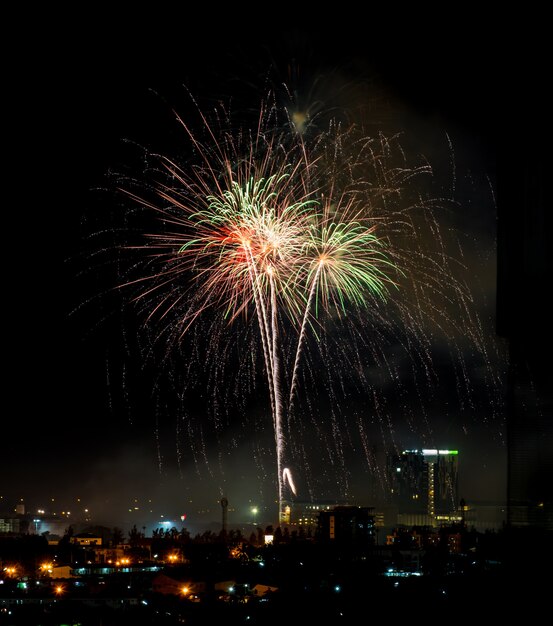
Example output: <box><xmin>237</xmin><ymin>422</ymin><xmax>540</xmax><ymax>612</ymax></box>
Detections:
<box><xmin>71</xmin><ymin>533</ymin><xmax>102</xmax><ymax>547</ymax></box>
<box><xmin>318</xmin><ymin>506</ymin><xmax>375</xmax><ymax>544</ymax></box>
<box><xmin>291</xmin><ymin>500</ymin><xmax>351</xmax><ymax>528</ymax></box>
<box><xmin>50</xmin><ymin>565</ymin><xmax>73</xmax><ymax>579</ymax></box>
<box><xmin>252</xmin><ymin>584</ymin><xmax>278</xmax><ymax>596</ymax></box>
<box><xmin>0</xmin><ymin>517</ymin><xmax>24</xmax><ymax>534</ymax></box>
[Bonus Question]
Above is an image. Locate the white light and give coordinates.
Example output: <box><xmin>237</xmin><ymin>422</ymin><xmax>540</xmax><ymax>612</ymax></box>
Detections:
<box><xmin>421</xmin><ymin>448</ymin><xmax>458</xmax><ymax>455</ymax></box>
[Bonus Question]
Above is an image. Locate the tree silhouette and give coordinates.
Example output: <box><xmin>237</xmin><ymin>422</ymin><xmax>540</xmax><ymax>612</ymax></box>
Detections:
<box><xmin>112</xmin><ymin>527</ymin><xmax>124</xmax><ymax>546</ymax></box>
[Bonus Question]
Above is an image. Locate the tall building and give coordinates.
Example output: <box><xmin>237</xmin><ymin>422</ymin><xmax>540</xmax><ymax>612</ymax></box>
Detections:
<box><xmin>387</xmin><ymin>449</ymin><xmax>459</xmax><ymax>522</ymax></box>
<box><xmin>318</xmin><ymin>506</ymin><xmax>375</xmax><ymax>544</ymax></box>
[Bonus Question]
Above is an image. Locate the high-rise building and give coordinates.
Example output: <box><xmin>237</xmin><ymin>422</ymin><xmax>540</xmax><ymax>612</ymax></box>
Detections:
<box><xmin>386</xmin><ymin>450</ymin><xmax>428</xmax><ymax>514</ymax></box>
<box><xmin>387</xmin><ymin>449</ymin><xmax>459</xmax><ymax>521</ymax></box>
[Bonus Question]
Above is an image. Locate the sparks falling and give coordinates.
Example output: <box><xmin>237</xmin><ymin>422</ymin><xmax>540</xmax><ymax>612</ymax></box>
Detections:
<box><xmin>119</xmin><ymin>95</ymin><xmax>503</xmax><ymax>518</ymax></box>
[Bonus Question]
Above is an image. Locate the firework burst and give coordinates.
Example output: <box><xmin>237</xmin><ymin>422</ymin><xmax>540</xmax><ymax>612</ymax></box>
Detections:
<box><xmin>118</xmin><ymin>94</ymin><xmax>502</xmax><ymax>519</ymax></box>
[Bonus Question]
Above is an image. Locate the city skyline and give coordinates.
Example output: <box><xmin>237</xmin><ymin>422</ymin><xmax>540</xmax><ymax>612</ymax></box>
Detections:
<box><xmin>0</xmin><ymin>441</ymin><xmax>498</xmax><ymax>534</ymax></box>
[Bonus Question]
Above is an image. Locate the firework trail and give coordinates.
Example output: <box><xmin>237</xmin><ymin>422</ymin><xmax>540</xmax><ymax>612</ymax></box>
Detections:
<box><xmin>119</xmin><ymin>94</ymin><xmax>502</xmax><ymax>518</ymax></box>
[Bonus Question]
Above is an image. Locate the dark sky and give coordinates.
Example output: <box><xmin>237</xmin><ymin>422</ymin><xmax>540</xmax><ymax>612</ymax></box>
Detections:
<box><xmin>5</xmin><ymin>18</ymin><xmax>546</xmax><ymax>526</ymax></box>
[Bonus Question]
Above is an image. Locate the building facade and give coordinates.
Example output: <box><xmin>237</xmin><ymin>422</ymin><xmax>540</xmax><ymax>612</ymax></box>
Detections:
<box><xmin>318</xmin><ymin>506</ymin><xmax>375</xmax><ymax>544</ymax></box>
<box><xmin>387</xmin><ymin>449</ymin><xmax>459</xmax><ymax>523</ymax></box>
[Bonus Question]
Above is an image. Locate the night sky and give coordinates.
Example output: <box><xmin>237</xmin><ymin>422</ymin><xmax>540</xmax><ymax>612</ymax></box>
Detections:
<box><xmin>5</xmin><ymin>17</ymin><xmax>546</xmax><ymax>528</ymax></box>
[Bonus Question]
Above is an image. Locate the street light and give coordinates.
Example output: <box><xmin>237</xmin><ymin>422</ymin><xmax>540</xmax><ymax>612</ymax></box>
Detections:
<box><xmin>40</xmin><ymin>563</ymin><xmax>53</xmax><ymax>577</ymax></box>
<box><xmin>251</xmin><ymin>507</ymin><xmax>258</xmax><ymax>526</ymax></box>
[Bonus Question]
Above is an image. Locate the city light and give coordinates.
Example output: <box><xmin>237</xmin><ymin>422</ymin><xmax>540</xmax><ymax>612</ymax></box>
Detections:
<box><xmin>422</xmin><ymin>449</ymin><xmax>458</xmax><ymax>456</ymax></box>
<box><xmin>404</xmin><ymin>449</ymin><xmax>459</xmax><ymax>456</ymax></box>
